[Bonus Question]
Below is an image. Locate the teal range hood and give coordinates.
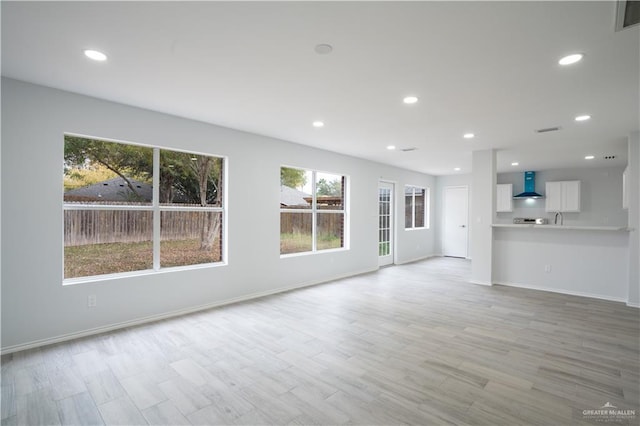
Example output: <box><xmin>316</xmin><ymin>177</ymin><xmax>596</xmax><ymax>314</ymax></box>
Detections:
<box><xmin>514</xmin><ymin>171</ymin><xmax>543</xmax><ymax>199</ymax></box>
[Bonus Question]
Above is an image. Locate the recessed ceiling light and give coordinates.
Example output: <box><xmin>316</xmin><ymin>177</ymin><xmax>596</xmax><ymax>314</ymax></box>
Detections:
<box><xmin>558</xmin><ymin>53</ymin><xmax>583</xmax><ymax>66</ymax></box>
<box><xmin>454</xmin><ymin>167</ymin><xmax>461</xmax><ymax>171</ymax></box>
<box><xmin>585</xmin><ymin>155</ymin><xmax>595</xmax><ymax>160</ymax></box>
<box><xmin>463</xmin><ymin>133</ymin><xmax>475</xmax><ymax>139</ymax></box>
<box><xmin>386</xmin><ymin>145</ymin><xmax>396</xmax><ymax>150</ymax></box>
<box><xmin>312</xmin><ymin>121</ymin><xmax>324</xmax><ymax>128</ymax></box>
<box><xmin>314</xmin><ymin>44</ymin><xmax>333</xmax><ymax>55</ymax></box>
<box><xmin>575</xmin><ymin>115</ymin><xmax>591</xmax><ymax>122</ymax></box>
<box><xmin>511</xmin><ymin>162</ymin><xmax>519</xmax><ymax>166</ymax></box>
<box><xmin>84</xmin><ymin>49</ymin><xmax>107</xmax><ymax>61</ymax></box>
<box><xmin>403</xmin><ymin>96</ymin><xmax>418</xmax><ymax>104</ymax></box>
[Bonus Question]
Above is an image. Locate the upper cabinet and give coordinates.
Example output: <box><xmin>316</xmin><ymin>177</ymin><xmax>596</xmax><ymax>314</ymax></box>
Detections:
<box><xmin>545</xmin><ymin>180</ymin><xmax>581</xmax><ymax>212</ymax></box>
<box><xmin>496</xmin><ymin>184</ymin><xmax>513</xmax><ymax>212</ymax></box>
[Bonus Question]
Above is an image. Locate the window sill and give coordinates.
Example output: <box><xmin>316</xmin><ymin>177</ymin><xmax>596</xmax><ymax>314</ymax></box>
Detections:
<box><xmin>280</xmin><ymin>247</ymin><xmax>349</xmax><ymax>259</ymax></box>
<box><xmin>62</xmin><ymin>261</ymin><xmax>227</xmax><ymax>286</ymax></box>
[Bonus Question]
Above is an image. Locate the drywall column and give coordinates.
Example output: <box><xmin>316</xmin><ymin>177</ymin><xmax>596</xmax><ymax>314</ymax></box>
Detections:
<box><xmin>628</xmin><ymin>131</ymin><xmax>639</xmax><ymax>307</ymax></box>
<box><xmin>470</xmin><ymin>149</ymin><xmax>496</xmax><ymax>285</ymax></box>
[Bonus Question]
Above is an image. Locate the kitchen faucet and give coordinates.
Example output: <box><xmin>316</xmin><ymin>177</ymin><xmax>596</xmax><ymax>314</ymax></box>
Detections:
<box><xmin>554</xmin><ymin>211</ymin><xmax>563</xmax><ymax>225</ymax></box>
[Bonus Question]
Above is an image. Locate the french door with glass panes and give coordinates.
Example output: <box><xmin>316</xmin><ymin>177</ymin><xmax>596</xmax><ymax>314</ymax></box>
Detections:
<box><xmin>378</xmin><ymin>182</ymin><xmax>394</xmax><ymax>266</ymax></box>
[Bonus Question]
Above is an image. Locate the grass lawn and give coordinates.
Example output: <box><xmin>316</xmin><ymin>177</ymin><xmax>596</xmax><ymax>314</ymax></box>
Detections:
<box><xmin>280</xmin><ymin>233</ymin><xmax>341</xmax><ymax>254</ymax></box>
<box><xmin>65</xmin><ymin>239</ymin><xmax>220</xmax><ymax>279</ymax></box>
<box><xmin>379</xmin><ymin>241</ymin><xmax>390</xmax><ymax>256</ymax></box>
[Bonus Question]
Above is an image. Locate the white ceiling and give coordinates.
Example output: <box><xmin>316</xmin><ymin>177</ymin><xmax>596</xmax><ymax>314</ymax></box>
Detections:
<box><xmin>2</xmin><ymin>1</ymin><xmax>638</xmax><ymax>175</ymax></box>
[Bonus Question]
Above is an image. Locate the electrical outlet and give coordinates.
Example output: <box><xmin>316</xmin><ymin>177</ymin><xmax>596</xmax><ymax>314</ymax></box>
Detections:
<box><xmin>87</xmin><ymin>295</ymin><xmax>97</xmax><ymax>307</ymax></box>
<box><xmin>544</xmin><ymin>264</ymin><xmax>551</xmax><ymax>273</ymax></box>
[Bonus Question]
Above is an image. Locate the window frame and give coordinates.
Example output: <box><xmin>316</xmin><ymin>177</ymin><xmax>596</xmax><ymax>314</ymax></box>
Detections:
<box><xmin>279</xmin><ymin>166</ymin><xmax>349</xmax><ymax>257</ymax></box>
<box><xmin>404</xmin><ymin>185</ymin><xmax>430</xmax><ymax>230</ymax></box>
<box><xmin>63</xmin><ymin>134</ymin><xmax>227</xmax><ymax>284</ymax></box>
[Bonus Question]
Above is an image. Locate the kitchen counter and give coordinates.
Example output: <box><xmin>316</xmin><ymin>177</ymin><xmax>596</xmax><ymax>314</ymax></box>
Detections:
<box><xmin>492</xmin><ymin>224</ymin><xmax>631</xmax><ymax>231</ymax></box>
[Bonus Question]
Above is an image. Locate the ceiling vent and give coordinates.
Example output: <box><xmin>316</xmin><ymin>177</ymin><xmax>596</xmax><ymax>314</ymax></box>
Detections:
<box><xmin>401</xmin><ymin>147</ymin><xmax>418</xmax><ymax>152</ymax></box>
<box><xmin>616</xmin><ymin>1</ymin><xmax>640</xmax><ymax>30</ymax></box>
<box><xmin>535</xmin><ymin>126</ymin><xmax>561</xmax><ymax>133</ymax></box>
<box><xmin>604</xmin><ymin>155</ymin><xmax>616</xmax><ymax>160</ymax></box>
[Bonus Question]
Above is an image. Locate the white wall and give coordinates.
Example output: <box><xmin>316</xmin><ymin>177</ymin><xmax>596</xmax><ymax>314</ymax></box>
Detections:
<box><xmin>1</xmin><ymin>78</ymin><xmax>437</xmax><ymax>351</ymax></box>
<box><xmin>470</xmin><ymin>150</ymin><xmax>496</xmax><ymax>285</ymax></box>
<box><xmin>435</xmin><ymin>173</ymin><xmax>471</xmax><ymax>256</ymax></box>
<box><xmin>496</xmin><ymin>168</ymin><xmax>628</xmax><ymax>227</ymax></box>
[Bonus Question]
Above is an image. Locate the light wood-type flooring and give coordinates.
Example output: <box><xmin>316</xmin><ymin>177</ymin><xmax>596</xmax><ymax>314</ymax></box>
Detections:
<box><xmin>1</xmin><ymin>257</ymin><xmax>639</xmax><ymax>425</ymax></box>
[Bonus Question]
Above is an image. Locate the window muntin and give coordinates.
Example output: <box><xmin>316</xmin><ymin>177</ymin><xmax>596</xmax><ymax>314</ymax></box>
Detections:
<box><xmin>405</xmin><ymin>186</ymin><xmax>428</xmax><ymax>229</ymax></box>
<box><xmin>64</xmin><ymin>136</ymin><xmax>225</xmax><ymax>280</ymax></box>
<box><xmin>280</xmin><ymin>167</ymin><xmax>347</xmax><ymax>255</ymax></box>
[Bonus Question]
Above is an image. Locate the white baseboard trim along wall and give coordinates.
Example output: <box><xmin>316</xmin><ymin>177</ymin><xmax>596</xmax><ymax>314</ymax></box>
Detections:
<box><xmin>1</xmin><ymin>267</ymin><xmax>378</xmax><ymax>355</ymax></box>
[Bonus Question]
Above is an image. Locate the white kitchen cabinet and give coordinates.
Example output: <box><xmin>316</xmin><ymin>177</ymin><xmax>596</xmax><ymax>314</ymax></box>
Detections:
<box><xmin>545</xmin><ymin>180</ymin><xmax>580</xmax><ymax>212</ymax></box>
<box><xmin>496</xmin><ymin>184</ymin><xmax>513</xmax><ymax>212</ymax></box>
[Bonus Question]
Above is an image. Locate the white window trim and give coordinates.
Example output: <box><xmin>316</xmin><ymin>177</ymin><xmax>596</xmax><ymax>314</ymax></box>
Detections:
<box><xmin>63</xmin><ymin>139</ymin><xmax>227</xmax><ymax>284</ymax></box>
<box><xmin>280</xmin><ymin>168</ymin><xmax>348</xmax><ymax>257</ymax></box>
<box><xmin>404</xmin><ymin>185</ymin><xmax>429</xmax><ymax>230</ymax></box>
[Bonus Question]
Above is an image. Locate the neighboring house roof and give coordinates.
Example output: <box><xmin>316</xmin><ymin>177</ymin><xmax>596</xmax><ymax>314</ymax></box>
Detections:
<box><xmin>64</xmin><ymin>177</ymin><xmax>152</xmax><ymax>202</ymax></box>
<box><xmin>280</xmin><ymin>185</ymin><xmax>310</xmax><ymax>207</ymax></box>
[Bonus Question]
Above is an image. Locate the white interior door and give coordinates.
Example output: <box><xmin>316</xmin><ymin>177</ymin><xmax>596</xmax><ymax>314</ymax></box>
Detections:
<box><xmin>378</xmin><ymin>182</ymin><xmax>394</xmax><ymax>266</ymax></box>
<box><xmin>443</xmin><ymin>186</ymin><xmax>469</xmax><ymax>258</ymax></box>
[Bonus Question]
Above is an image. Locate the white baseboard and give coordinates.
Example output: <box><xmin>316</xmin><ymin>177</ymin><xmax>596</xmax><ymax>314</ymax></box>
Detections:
<box><xmin>1</xmin><ymin>267</ymin><xmax>377</xmax><ymax>355</ymax></box>
<box><xmin>470</xmin><ymin>280</ymin><xmax>493</xmax><ymax>286</ymax></box>
<box><xmin>494</xmin><ymin>280</ymin><xmax>628</xmax><ymax>304</ymax></box>
<box><xmin>395</xmin><ymin>254</ymin><xmax>438</xmax><ymax>265</ymax></box>
<box><xmin>626</xmin><ymin>301</ymin><xmax>640</xmax><ymax>308</ymax></box>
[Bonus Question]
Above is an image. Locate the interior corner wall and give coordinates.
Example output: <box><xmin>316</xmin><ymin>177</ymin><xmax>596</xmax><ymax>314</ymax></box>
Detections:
<box><xmin>0</xmin><ymin>78</ymin><xmax>437</xmax><ymax>351</ymax></box>
<box><xmin>628</xmin><ymin>131</ymin><xmax>640</xmax><ymax>307</ymax></box>
<box><xmin>470</xmin><ymin>150</ymin><xmax>496</xmax><ymax>285</ymax></box>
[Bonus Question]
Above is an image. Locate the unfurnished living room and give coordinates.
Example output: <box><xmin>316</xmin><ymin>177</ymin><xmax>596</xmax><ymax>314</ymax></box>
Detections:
<box><xmin>1</xmin><ymin>1</ymin><xmax>639</xmax><ymax>425</ymax></box>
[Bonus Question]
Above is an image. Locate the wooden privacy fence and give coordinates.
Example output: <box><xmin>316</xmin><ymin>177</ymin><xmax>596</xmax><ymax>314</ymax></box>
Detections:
<box><xmin>280</xmin><ymin>211</ymin><xmax>344</xmax><ymax>236</ymax></box>
<box><xmin>64</xmin><ymin>210</ymin><xmax>220</xmax><ymax>246</ymax></box>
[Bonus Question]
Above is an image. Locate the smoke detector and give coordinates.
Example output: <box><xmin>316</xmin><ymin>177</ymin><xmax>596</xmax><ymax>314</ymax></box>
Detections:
<box><xmin>604</xmin><ymin>155</ymin><xmax>616</xmax><ymax>160</ymax></box>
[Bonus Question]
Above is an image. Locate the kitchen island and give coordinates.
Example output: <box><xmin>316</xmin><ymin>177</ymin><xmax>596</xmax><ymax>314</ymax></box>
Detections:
<box><xmin>492</xmin><ymin>224</ymin><xmax>631</xmax><ymax>302</ymax></box>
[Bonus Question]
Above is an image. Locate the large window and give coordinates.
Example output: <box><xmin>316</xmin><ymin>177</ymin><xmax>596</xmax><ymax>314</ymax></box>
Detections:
<box><xmin>280</xmin><ymin>167</ymin><xmax>347</xmax><ymax>255</ymax></box>
<box><xmin>405</xmin><ymin>185</ymin><xmax>429</xmax><ymax>229</ymax></box>
<box><xmin>63</xmin><ymin>135</ymin><xmax>224</xmax><ymax>280</ymax></box>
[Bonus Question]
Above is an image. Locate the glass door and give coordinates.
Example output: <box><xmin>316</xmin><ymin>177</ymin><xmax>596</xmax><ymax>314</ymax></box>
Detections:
<box><xmin>378</xmin><ymin>182</ymin><xmax>394</xmax><ymax>266</ymax></box>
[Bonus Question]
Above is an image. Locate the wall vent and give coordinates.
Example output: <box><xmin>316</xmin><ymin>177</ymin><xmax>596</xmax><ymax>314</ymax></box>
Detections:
<box><xmin>535</xmin><ymin>126</ymin><xmax>561</xmax><ymax>133</ymax></box>
<box><xmin>616</xmin><ymin>0</ymin><xmax>640</xmax><ymax>31</ymax></box>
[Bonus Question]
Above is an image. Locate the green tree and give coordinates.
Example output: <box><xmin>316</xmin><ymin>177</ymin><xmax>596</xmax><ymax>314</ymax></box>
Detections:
<box><xmin>157</xmin><ymin>151</ymin><xmax>223</xmax><ymax>251</ymax></box>
<box><xmin>64</xmin><ymin>136</ymin><xmax>152</xmax><ymax>201</ymax></box>
<box><xmin>280</xmin><ymin>167</ymin><xmax>307</xmax><ymax>189</ymax></box>
<box><xmin>316</xmin><ymin>178</ymin><xmax>342</xmax><ymax>196</ymax></box>
<box><xmin>159</xmin><ymin>151</ymin><xmax>222</xmax><ymax>205</ymax></box>
<box><xmin>63</xmin><ymin>163</ymin><xmax>117</xmax><ymax>191</ymax></box>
